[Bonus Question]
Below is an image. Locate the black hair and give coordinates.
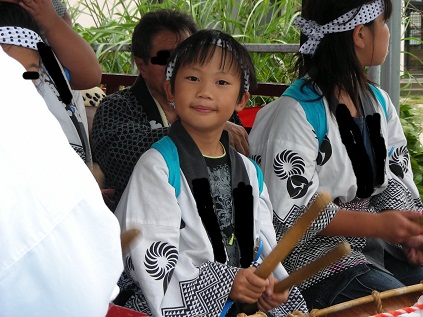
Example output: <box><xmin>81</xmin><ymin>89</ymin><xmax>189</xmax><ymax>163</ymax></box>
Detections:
<box><xmin>131</xmin><ymin>9</ymin><xmax>199</xmax><ymax>63</ymax></box>
<box><xmin>167</xmin><ymin>29</ymin><xmax>257</xmax><ymax>103</ymax></box>
<box><xmin>296</xmin><ymin>0</ymin><xmax>392</xmax><ymax>115</ymax></box>
<box><xmin>0</xmin><ymin>2</ymin><xmax>43</xmax><ymax>36</ymax></box>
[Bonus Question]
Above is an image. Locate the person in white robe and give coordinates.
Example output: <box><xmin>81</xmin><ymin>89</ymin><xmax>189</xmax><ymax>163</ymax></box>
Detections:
<box><xmin>0</xmin><ymin>2</ymin><xmax>93</xmax><ymax>163</ymax></box>
<box><xmin>0</xmin><ymin>47</ymin><xmax>123</xmax><ymax>317</ymax></box>
<box><xmin>115</xmin><ymin>29</ymin><xmax>308</xmax><ymax>317</ymax></box>
<box><xmin>249</xmin><ymin>0</ymin><xmax>423</xmax><ymax>311</ymax></box>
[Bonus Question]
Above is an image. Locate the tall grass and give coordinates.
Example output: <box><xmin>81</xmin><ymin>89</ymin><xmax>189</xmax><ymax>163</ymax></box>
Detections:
<box><xmin>65</xmin><ymin>0</ymin><xmax>301</xmax><ymax>83</ymax></box>
<box><xmin>67</xmin><ymin>0</ymin><xmax>423</xmax><ymax>197</ymax></box>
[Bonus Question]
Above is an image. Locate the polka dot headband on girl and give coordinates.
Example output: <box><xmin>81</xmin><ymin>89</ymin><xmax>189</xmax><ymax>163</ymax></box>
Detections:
<box><xmin>0</xmin><ymin>26</ymin><xmax>43</xmax><ymax>51</ymax></box>
<box><xmin>166</xmin><ymin>37</ymin><xmax>251</xmax><ymax>92</ymax></box>
<box><xmin>295</xmin><ymin>0</ymin><xmax>384</xmax><ymax>56</ymax></box>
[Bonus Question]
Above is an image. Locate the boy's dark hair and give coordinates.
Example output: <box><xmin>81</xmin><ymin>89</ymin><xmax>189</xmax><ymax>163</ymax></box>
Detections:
<box><xmin>297</xmin><ymin>0</ymin><xmax>392</xmax><ymax>115</ymax></box>
<box><xmin>132</xmin><ymin>9</ymin><xmax>199</xmax><ymax>63</ymax></box>
<box><xmin>167</xmin><ymin>29</ymin><xmax>257</xmax><ymax>103</ymax></box>
<box><xmin>0</xmin><ymin>2</ymin><xmax>43</xmax><ymax>37</ymax></box>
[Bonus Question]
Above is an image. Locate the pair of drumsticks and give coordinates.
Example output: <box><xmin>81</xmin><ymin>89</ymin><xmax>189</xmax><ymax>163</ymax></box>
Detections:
<box><xmin>120</xmin><ymin>193</ymin><xmax>350</xmax><ymax>293</ymax></box>
<box><xmin>255</xmin><ymin>192</ymin><xmax>351</xmax><ymax>293</ymax></box>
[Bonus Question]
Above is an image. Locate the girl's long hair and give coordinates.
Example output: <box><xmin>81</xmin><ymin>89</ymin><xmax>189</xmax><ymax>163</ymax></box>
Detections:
<box><xmin>296</xmin><ymin>0</ymin><xmax>392</xmax><ymax>114</ymax></box>
<box><xmin>0</xmin><ymin>2</ymin><xmax>43</xmax><ymax>37</ymax></box>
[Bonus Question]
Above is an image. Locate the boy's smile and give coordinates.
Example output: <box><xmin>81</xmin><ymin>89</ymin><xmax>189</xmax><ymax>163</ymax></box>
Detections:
<box><xmin>165</xmin><ymin>47</ymin><xmax>249</xmax><ymax>137</ymax></box>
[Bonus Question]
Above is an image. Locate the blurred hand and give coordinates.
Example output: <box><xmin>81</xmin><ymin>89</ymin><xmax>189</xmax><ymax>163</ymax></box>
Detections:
<box><xmin>257</xmin><ymin>274</ymin><xmax>289</xmax><ymax>312</ymax></box>
<box><xmin>224</xmin><ymin>121</ymin><xmax>250</xmax><ymax>157</ymax></box>
<box><xmin>402</xmin><ymin>235</ymin><xmax>423</xmax><ymax>266</ymax></box>
<box><xmin>375</xmin><ymin>210</ymin><xmax>423</xmax><ymax>244</ymax></box>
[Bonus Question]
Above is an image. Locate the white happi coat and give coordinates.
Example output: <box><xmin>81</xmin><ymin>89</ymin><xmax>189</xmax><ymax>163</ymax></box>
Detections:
<box><xmin>37</xmin><ymin>62</ymin><xmax>91</xmax><ymax>162</ymax></box>
<box><xmin>249</xmin><ymin>84</ymin><xmax>422</xmax><ymax>290</ymax></box>
<box><xmin>115</xmin><ymin>123</ymin><xmax>307</xmax><ymax>317</ymax></box>
<box><xmin>0</xmin><ymin>48</ymin><xmax>122</xmax><ymax>317</ymax></box>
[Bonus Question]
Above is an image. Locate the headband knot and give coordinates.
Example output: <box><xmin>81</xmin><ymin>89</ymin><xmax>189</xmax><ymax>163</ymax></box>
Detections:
<box><xmin>294</xmin><ymin>18</ymin><xmax>325</xmax><ymax>55</ymax></box>
<box><xmin>295</xmin><ymin>0</ymin><xmax>385</xmax><ymax>55</ymax></box>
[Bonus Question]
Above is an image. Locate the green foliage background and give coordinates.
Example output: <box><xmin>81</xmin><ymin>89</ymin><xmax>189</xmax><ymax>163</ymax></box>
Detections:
<box><xmin>66</xmin><ymin>0</ymin><xmax>301</xmax><ymax>83</ymax></box>
<box><xmin>67</xmin><ymin>0</ymin><xmax>423</xmax><ymax>198</ymax></box>
<box><xmin>399</xmin><ymin>100</ymin><xmax>423</xmax><ymax>196</ymax></box>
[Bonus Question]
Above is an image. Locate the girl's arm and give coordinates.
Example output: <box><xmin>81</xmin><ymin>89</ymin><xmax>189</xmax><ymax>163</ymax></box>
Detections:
<box><xmin>320</xmin><ymin>208</ymin><xmax>423</xmax><ymax>244</ymax></box>
<box><xmin>20</xmin><ymin>0</ymin><xmax>102</xmax><ymax>89</ymax></box>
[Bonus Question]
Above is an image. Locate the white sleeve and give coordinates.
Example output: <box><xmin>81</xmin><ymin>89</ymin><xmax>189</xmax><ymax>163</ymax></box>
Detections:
<box><xmin>250</xmin><ymin>97</ymin><xmax>337</xmax><ymax>242</ymax></box>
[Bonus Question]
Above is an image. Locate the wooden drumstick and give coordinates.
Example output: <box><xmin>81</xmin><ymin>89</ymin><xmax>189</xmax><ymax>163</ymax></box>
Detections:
<box><xmin>273</xmin><ymin>242</ymin><xmax>351</xmax><ymax>293</ymax></box>
<box><xmin>254</xmin><ymin>192</ymin><xmax>332</xmax><ymax>279</ymax></box>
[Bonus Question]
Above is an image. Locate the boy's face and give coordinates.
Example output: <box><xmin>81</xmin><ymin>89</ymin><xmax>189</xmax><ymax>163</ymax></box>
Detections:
<box><xmin>165</xmin><ymin>48</ymin><xmax>249</xmax><ymax>135</ymax></box>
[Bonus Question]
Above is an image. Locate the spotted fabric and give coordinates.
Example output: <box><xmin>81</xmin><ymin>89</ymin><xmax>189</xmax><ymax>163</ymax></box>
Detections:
<box><xmin>0</xmin><ymin>27</ymin><xmax>43</xmax><ymax>50</ymax></box>
<box><xmin>295</xmin><ymin>0</ymin><xmax>384</xmax><ymax>55</ymax></box>
<box><xmin>82</xmin><ymin>87</ymin><xmax>106</xmax><ymax>108</ymax></box>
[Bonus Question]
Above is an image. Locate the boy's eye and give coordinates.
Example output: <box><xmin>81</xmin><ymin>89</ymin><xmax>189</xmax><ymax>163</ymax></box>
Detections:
<box><xmin>217</xmin><ymin>80</ymin><xmax>229</xmax><ymax>85</ymax></box>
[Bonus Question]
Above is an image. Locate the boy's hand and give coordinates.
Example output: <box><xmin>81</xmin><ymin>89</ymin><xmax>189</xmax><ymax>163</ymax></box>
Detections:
<box><xmin>230</xmin><ymin>267</ymin><xmax>268</xmax><ymax>303</ymax></box>
<box><xmin>257</xmin><ymin>275</ymin><xmax>289</xmax><ymax>312</ymax></box>
<box><xmin>402</xmin><ymin>236</ymin><xmax>423</xmax><ymax>266</ymax></box>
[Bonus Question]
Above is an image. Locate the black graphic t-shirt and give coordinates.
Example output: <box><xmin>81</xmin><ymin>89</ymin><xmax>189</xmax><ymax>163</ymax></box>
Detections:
<box><xmin>204</xmin><ymin>154</ymin><xmax>240</xmax><ymax>267</ymax></box>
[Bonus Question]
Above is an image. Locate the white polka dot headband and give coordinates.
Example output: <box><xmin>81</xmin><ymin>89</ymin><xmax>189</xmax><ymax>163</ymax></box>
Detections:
<box><xmin>295</xmin><ymin>0</ymin><xmax>384</xmax><ymax>56</ymax></box>
<box><xmin>166</xmin><ymin>37</ymin><xmax>251</xmax><ymax>91</ymax></box>
<box><xmin>0</xmin><ymin>26</ymin><xmax>43</xmax><ymax>51</ymax></box>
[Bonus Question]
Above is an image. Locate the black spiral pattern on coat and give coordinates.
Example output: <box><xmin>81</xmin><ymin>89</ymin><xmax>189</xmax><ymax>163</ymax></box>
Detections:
<box><xmin>251</xmin><ymin>154</ymin><xmax>262</xmax><ymax>166</ymax></box>
<box><xmin>144</xmin><ymin>241</ymin><xmax>178</xmax><ymax>294</ymax></box>
<box><xmin>274</xmin><ymin>150</ymin><xmax>305</xmax><ymax>179</ymax></box>
<box><xmin>389</xmin><ymin>145</ymin><xmax>409</xmax><ymax>179</ymax></box>
<box><xmin>274</xmin><ymin>150</ymin><xmax>311</xmax><ymax>199</ymax></box>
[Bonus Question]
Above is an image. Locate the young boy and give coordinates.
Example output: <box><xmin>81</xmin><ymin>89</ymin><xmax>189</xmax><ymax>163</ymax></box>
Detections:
<box><xmin>114</xmin><ymin>30</ymin><xmax>307</xmax><ymax>317</ymax></box>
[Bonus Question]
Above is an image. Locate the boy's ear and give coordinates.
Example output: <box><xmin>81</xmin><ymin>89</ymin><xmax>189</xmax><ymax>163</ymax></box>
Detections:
<box><xmin>164</xmin><ymin>80</ymin><xmax>174</xmax><ymax>102</ymax></box>
<box><xmin>353</xmin><ymin>24</ymin><xmax>366</xmax><ymax>49</ymax></box>
<box><xmin>235</xmin><ymin>91</ymin><xmax>250</xmax><ymax>112</ymax></box>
